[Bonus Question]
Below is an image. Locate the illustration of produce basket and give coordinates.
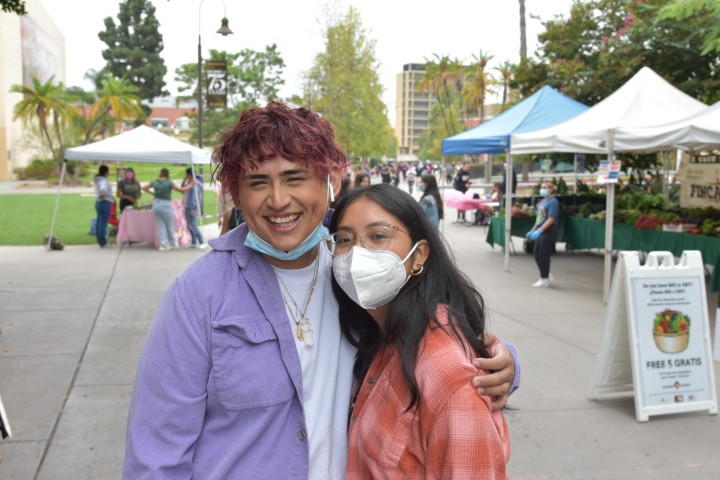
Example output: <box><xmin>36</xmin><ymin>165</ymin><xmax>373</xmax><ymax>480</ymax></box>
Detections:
<box><xmin>652</xmin><ymin>310</ymin><xmax>690</xmax><ymax>354</ymax></box>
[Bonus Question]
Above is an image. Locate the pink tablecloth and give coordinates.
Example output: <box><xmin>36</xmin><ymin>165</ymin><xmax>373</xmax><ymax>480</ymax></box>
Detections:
<box><xmin>116</xmin><ymin>200</ymin><xmax>190</xmax><ymax>247</ymax></box>
<box><xmin>444</xmin><ymin>190</ymin><xmax>498</xmax><ymax>210</ymax></box>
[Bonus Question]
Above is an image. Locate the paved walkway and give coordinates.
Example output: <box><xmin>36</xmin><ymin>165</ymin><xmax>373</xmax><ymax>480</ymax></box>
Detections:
<box><xmin>0</xmin><ymin>194</ymin><xmax>718</xmax><ymax>479</ymax></box>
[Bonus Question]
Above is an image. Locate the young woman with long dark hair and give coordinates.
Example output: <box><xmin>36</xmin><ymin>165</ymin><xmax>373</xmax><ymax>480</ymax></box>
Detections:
<box><xmin>418</xmin><ymin>173</ymin><xmax>444</xmax><ymax>227</ymax></box>
<box><xmin>326</xmin><ymin>184</ymin><xmax>510</xmax><ymax>478</ymax></box>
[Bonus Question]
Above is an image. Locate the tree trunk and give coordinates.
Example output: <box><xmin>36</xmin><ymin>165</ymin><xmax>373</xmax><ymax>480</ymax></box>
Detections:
<box><xmin>519</xmin><ymin>0</ymin><xmax>527</xmax><ymax>60</ymax></box>
<box><xmin>521</xmin><ymin>161</ymin><xmax>530</xmax><ymax>183</ymax></box>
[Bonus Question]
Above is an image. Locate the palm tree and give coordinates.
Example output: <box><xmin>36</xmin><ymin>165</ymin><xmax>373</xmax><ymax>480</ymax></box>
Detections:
<box><xmin>11</xmin><ymin>76</ymin><xmax>76</xmax><ymax>165</ymax></box>
<box><xmin>495</xmin><ymin>61</ymin><xmax>514</xmax><ymax>108</ymax></box>
<box><xmin>463</xmin><ymin>50</ymin><xmax>495</xmax><ymax>123</ymax></box>
<box><xmin>90</xmin><ymin>76</ymin><xmax>142</xmax><ymax>138</ymax></box>
<box><xmin>417</xmin><ymin>54</ymin><xmax>464</xmax><ymax>136</ymax></box>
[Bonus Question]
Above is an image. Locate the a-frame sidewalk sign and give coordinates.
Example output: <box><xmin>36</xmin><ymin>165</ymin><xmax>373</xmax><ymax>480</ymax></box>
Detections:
<box><xmin>588</xmin><ymin>250</ymin><xmax>718</xmax><ymax>422</ymax></box>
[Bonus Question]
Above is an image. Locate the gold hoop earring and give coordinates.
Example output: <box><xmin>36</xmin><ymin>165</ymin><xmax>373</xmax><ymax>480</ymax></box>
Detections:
<box><xmin>410</xmin><ymin>264</ymin><xmax>424</xmax><ymax>276</ymax></box>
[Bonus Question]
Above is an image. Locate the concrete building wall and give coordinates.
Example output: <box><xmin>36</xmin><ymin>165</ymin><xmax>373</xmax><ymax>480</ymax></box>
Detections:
<box><xmin>0</xmin><ymin>0</ymin><xmax>65</xmax><ymax>180</ymax></box>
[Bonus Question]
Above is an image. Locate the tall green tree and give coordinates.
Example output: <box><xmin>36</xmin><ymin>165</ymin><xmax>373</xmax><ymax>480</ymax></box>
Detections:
<box><xmin>308</xmin><ymin>6</ymin><xmax>392</xmax><ymax>160</ymax></box>
<box><xmin>89</xmin><ymin>76</ymin><xmax>142</xmax><ymax>137</ymax></box>
<box><xmin>495</xmin><ymin>61</ymin><xmax>514</xmax><ymax>108</ymax></box>
<box><xmin>418</xmin><ymin>101</ymin><xmax>461</xmax><ymax>160</ymax></box>
<box><xmin>513</xmin><ymin>0</ymin><xmax>720</xmax><ymax>104</ymax></box>
<box><xmin>660</xmin><ymin>0</ymin><xmax>720</xmax><ymax>54</ymax></box>
<box><xmin>98</xmin><ymin>0</ymin><xmax>168</xmax><ymax>105</ymax></box>
<box><xmin>1</xmin><ymin>0</ymin><xmax>25</xmax><ymax>14</ymax></box>
<box><xmin>175</xmin><ymin>45</ymin><xmax>286</xmax><ymax>108</ymax></box>
<box><xmin>174</xmin><ymin>45</ymin><xmax>286</xmax><ymax>146</ymax></box>
<box><xmin>11</xmin><ymin>76</ymin><xmax>76</xmax><ymax>166</ymax></box>
<box><xmin>463</xmin><ymin>50</ymin><xmax>495</xmax><ymax>122</ymax></box>
<box><xmin>417</xmin><ymin>54</ymin><xmax>464</xmax><ymax>137</ymax></box>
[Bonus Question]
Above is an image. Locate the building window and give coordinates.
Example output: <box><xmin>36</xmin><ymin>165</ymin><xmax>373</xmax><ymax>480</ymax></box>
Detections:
<box><xmin>151</xmin><ymin>118</ymin><xmax>169</xmax><ymax>128</ymax></box>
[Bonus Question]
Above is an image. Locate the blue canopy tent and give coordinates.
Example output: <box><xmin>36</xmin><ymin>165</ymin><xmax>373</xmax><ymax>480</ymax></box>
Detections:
<box><xmin>443</xmin><ymin>85</ymin><xmax>589</xmax><ymax>154</ymax></box>
<box><xmin>441</xmin><ymin>86</ymin><xmax>588</xmax><ymax>271</ymax></box>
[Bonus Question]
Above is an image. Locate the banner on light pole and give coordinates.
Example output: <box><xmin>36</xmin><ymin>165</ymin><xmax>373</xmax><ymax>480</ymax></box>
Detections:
<box><xmin>206</xmin><ymin>60</ymin><xmax>228</xmax><ymax>108</ymax></box>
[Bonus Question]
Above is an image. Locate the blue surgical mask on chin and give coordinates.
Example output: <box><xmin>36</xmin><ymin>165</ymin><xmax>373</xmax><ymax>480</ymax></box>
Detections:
<box><xmin>244</xmin><ymin>174</ymin><xmax>332</xmax><ymax>261</ymax></box>
<box><xmin>245</xmin><ymin>223</ymin><xmax>329</xmax><ymax>261</ymax></box>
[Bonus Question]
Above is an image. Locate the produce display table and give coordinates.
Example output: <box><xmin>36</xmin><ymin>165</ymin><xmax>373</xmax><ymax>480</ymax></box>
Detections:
<box><xmin>565</xmin><ymin>217</ymin><xmax>720</xmax><ymax>292</ymax></box>
<box><xmin>486</xmin><ymin>216</ymin><xmax>720</xmax><ymax>292</ymax></box>
<box><xmin>485</xmin><ymin>216</ymin><xmax>567</xmax><ymax>249</ymax></box>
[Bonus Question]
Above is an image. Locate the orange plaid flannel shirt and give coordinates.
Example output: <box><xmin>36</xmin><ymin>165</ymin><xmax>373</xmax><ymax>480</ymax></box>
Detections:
<box><xmin>345</xmin><ymin>307</ymin><xmax>510</xmax><ymax>479</ymax></box>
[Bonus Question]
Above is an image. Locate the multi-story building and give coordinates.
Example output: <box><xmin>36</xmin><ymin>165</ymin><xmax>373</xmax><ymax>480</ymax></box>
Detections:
<box><xmin>0</xmin><ymin>1</ymin><xmax>196</xmax><ymax>180</ymax></box>
<box><xmin>395</xmin><ymin>63</ymin><xmax>435</xmax><ymax>161</ymax></box>
<box><xmin>394</xmin><ymin>63</ymin><xmax>508</xmax><ymax>163</ymax></box>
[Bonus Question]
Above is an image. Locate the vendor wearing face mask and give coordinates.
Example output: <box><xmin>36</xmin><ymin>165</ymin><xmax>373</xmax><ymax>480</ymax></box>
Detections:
<box><xmin>123</xmin><ymin>101</ymin><xmax>520</xmax><ymax>479</ymax></box>
<box><xmin>116</xmin><ymin>167</ymin><xmax>142</xmax><ymax>212</ymax></box>
<box><xmin>525</xmin><ymin>181</ymin><xmax>559</xmax><ymax>287</ymax></box>
<box><xmin>327</xmin><ymin>184</ymin><xmax>510</xmax><ymax>478</ymax></box>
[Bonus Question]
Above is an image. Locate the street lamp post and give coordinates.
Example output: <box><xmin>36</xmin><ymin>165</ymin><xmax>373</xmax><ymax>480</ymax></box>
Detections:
<box><xmin>197</xmin><ymin>0</ymin><xmax>232</xmax><ymax>150</ymax></box>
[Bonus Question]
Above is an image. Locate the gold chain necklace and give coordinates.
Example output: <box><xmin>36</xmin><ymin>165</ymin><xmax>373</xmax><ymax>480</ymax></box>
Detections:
<box><xmin>276</xmin><ymin>248</ymin><xmax>320</xmax><ymax>348</ymax></box>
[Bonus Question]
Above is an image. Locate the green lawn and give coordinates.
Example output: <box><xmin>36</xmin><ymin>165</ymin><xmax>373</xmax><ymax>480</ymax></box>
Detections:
<box><xmin>0</xmin><ymin>191</ymin><xmax>218</xmax><ymax>246</ymax></box>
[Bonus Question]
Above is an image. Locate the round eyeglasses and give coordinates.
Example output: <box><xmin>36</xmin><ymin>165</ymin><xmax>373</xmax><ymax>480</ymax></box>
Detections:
<box><xmin>323</xmin><ymin>225</ymin><xmax>408</xmax><ymax>256</ymax></box>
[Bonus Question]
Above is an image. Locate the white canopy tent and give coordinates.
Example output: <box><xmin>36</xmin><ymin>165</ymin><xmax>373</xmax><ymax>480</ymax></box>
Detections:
<box><xmin>48</xmin><ymin>126</ymin><xmax>213</xmax><ymax>249</ymax></box>
<box><xmin>510</xmin><ymin>66</ymin><xmax>708</xmax><ymax>302</ymax></box>
<box><xmin>614</xmin><ymin>100</ymin><xmax>720</xmax><ymax>152</ymax></box>
<box><xmin>64</xmin><ymin>125</ymin><xmax>212</xmax><ymax>164</ymax></box>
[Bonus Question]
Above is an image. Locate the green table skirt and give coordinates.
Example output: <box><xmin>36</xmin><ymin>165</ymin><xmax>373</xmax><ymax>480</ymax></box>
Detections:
<box><xmin>486</xmin><ymin>216</ymin><xmax>720</xmax><ymax>292</ymax></box>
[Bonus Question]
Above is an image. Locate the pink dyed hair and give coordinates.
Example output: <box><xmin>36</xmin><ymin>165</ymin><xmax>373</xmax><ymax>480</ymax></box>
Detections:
<box><xmin>214</xmin><ymin>101</ymin><xmax>349</xmax><ymax>202</ymax></box>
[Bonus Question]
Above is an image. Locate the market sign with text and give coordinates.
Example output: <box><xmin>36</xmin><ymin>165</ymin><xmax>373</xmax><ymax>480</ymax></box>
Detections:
<box><xmin>206</xmin><ymin>60</ymin><xmax>228</xmax><ymax>108</ymax></box>
<box><xmin>596</xmin><ymin>160</ymin><xmax>621</xmax><ymax>184</ymax></box>
<box><xmin>678</xmin><ymin>155</ymin><xmax>720</xmax><ymax>209</ymax></box>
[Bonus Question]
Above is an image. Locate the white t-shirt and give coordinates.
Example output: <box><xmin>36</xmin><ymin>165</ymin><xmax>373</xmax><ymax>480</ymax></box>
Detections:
<box><xmin>273</xmin><ymin>249</ymin><xmax>356</xmax><ymax>479</ymax></box>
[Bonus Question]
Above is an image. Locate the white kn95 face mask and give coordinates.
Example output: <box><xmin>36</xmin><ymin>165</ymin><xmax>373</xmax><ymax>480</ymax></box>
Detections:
<box><xmin>332</xmin><ymin>243</ymin><xmax>418</xmax><ymax>310</ymax></box>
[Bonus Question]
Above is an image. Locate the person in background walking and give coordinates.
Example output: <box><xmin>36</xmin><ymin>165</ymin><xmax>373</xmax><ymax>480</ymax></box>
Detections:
<box><xmin>526</xmin><ymin>181</ymin><xmax>559</xmax><ymax>287</ymax></box>
<box><xmin>406</xmin><ymin>166</ymin><xmax>416</xmax><ymax>195</ymax></box>
<box><xmin>116</xmin><ymin>167</ymin><xmax>142</xmax><ymax>212</ymax></box>
<box><xmin>418</xmin><ymin>173</ymin><xmax>443</xmax><ymax>228</ymax></box>
<box><xmin>143</xmin><ymin>168</ymin><xmax>194</xmax><ymax>251</ymax></box>
<box><xmin>453</xmin><ymin>162</ymin><xmax>472</xmax><ymax>223</ymax></box>
<box><xmin>380</xmin><ymin>165</ymin><xmax>392</xmax><ymax>184</ymax></box>
<box><xmin>93</xmin><ymin>165</ymin><xmax>114</xmax><ymax>248</ymax></box>
<box><xmin>392</xmin><ymin>164</ymin><xmax>401</xmax><ymax>187</ymax></box>
<box><xmin>182</xmin><ymin>168</ymin><xmax>207</xmax><ymax>249</ymax></box>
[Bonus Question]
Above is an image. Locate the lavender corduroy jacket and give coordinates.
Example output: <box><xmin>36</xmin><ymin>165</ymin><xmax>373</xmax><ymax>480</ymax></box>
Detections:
<box><xmin>123</xmin><ymin>224</ymin><xmax>311</xmax><ymax>479</ymax></box>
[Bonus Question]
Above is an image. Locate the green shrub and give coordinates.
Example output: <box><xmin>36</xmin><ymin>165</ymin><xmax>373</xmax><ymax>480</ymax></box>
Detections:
<box><xmin>14</xmin><ymin>159</ymin><xmax>58</xmax><ymax>180</ymax></box>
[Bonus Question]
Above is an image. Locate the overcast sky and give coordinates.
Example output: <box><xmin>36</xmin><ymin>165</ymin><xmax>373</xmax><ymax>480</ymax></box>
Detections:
<box><xmin>38</xmin><ymin>0</ymin><xmax>574</xmax><ymax>125</ymax></box>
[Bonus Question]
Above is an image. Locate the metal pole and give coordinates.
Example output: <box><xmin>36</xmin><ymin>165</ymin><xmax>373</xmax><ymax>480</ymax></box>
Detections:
<box><xmin>440</xmin><ymin>155</ymin><xmax>445</xmax><ymax>234</ymax></box>
<box><xmin>197</xmin><ymin>34</ymin><xmax>203</xmax><ymax>151</ymax></box>
<box><xmin>603</xmin><ymin>129</ymin><xmax>616</xmax><ymax>304</ymax></box>
<box><xmin>197</xmin><ymin>0</ymin><xmax>232</xmax><ymax>181</ymax></box>
<box><xmin>47</xmin><ymin>160</ymin><xmax>67</xmax><ymax>251</ymax></box>
<box><xmin>503</xmin><ymin>154</ymin><xmax>514</xmax><ymax>272</ymax></box>
<box><xmin>190</xmin><ymin>164</ymin><xmax>204</xmax><ymax>229</ymax></box>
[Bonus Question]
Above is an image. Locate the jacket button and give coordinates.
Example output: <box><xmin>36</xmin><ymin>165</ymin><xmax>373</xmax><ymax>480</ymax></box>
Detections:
<box><xmin>368</xmin><ymin>377</ymin><xmax>376</xmax><ymax>384</ymax></box>
<box><xmin>298</xmin><ymin>429</ymin><xmax>307</xmax><ymax>440</ymax></box>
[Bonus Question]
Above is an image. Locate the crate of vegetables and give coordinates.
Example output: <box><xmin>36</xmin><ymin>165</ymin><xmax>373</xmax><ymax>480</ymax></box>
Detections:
<box><xmin>661</xmin><ymin>222</ymin><xmax>696</xmax><ymax>233</ymax></box>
